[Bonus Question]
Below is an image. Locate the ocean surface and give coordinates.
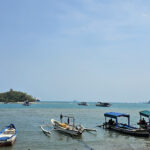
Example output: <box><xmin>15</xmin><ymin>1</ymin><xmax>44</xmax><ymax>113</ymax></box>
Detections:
<box><xmin>0</xmin><ymin>102</ymin><xmax>150</xmax><ymax>150</ymax></box>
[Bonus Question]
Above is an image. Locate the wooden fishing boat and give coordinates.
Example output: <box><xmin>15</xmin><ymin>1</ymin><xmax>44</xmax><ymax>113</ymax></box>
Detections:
<box><xmin>137</xmin><ymin>110</ymin><xmax>150</xmax><ymax>131</ymax></box>
<box><xmin>102</xmin><ymin>112</ymin><xmax>149</xmax><ymax>137</ymax></box>
<box><xmin>0</xmin><ymin>124</ymin><xmax>17</xmax><ymax>146</ymax></box>
<box><xmin>96</xmin><ymin>102</ymin><xmax>111</xmax><ymax>107</ymax></box>
<box><xmin>78</xmin><ymin>102</ymin><xmax>88</xmax><ymax>106</ymax></box>
<box><xmin>51</xmin><ymin>114</ymin><xmax>84</xmax><ymax>136</ymax></box>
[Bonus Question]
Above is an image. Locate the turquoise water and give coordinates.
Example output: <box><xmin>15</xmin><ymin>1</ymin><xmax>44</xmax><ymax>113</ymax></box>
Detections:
<box><xmin>0</xmin><ymin>102</ymin><xmax>150</xmax><ymax>150</ymax></box>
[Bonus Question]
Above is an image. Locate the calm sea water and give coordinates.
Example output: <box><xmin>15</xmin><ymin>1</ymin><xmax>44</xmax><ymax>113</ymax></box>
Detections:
<box><xmin>0</xmin><ymin>102</ymin><xmax>150</xmax><ymax>150</ymax></box>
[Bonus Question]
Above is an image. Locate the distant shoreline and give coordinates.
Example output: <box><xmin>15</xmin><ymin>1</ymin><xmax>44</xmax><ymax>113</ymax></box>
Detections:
<box><xmin>0</xmin><ymin>102</ymin><xmax>38</xmax><ymax>104</ymax></box>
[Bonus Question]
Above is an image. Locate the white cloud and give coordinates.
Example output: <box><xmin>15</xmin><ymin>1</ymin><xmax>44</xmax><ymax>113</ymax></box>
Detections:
<box><xmin>141</xmin><ymin>12</ymin><xmax>149</xmax><ymax>18</ymax></box>
<box><xmin>53</xmin><ymin>0</ymin><xmax>150</xmax><ymax>42</ymax></box>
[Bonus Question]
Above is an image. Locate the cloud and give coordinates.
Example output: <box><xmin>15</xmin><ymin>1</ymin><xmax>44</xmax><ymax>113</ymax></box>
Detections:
<box><xmin>142</xmin><ymin>13</ymin><xmax>148</xmax><ymax>17</ymax></box>
<box><xmin>52</xmin><ymin>0</ymin><xmax>150</xmax><ymax>42</ymax></box>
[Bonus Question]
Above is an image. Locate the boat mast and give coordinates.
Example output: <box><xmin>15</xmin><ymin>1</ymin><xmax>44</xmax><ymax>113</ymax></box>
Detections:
<box><xmin>128</xmin><ymin>116</ymin><xmax>130</xmax><ymax>126</ymax></box>
<box><xmin>61</xmin><ymin>114</ymin><xmax>75</xmax><ymax>126</ymax></box>
<box><xmin>60</xmin><ymin>113</ymin><xmax>63</xmax><ymax>123</ymax></box>
<box><xmin>116</xmin><ymin>118</ymin><xmax>118</xmax><ymax>127</ymax></box>
<box><xmin>73</xmin><ymin>117</ymin><xmax>75</xmax><ymax>127</ymax></box>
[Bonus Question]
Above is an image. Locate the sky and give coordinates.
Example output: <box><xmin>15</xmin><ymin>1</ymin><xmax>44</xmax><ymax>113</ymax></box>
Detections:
<box><xmin>0</xmin><ymin>0</ymin><xmax>150</xmax><ymax>102</ymax></box>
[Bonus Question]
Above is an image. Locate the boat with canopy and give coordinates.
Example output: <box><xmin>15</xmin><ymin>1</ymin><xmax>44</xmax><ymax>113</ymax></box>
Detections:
<box><xmin>101</xmin><ymin>112</ymin><xmax>149</xmax><ymax>137</ymax></box>
<box><xmin>137</xmin><ymin>110</ymin><xmax>150</xmax><ymax>131</ymax></box>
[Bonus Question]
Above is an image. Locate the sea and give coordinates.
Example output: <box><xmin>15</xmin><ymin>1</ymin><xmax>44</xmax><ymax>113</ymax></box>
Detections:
<box><xmin>0</xmin><ymin>101</ymin><xmax>150</xmax><ymax>150</ymax></box>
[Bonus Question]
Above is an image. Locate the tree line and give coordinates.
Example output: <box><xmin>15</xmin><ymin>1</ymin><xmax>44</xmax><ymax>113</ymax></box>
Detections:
<box><xmin>0</xmin><ymin>89</ymin><xmax>36</xmax><ymax>102</ymax></box>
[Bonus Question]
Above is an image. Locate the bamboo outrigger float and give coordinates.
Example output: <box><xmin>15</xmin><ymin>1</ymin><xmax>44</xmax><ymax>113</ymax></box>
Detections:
<box><xmin>40</xmin><ymin>125</ymin><xmax>51</xmax><ymax>135</ymax></box>
<box><xmin>101</xmin><ymin>112</ymin><xmax>149</xmax><ymax>137</ymax></box>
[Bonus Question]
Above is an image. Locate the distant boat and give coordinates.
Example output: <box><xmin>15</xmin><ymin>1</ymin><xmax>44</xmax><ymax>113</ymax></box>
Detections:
<box><xmin>96</xmin><ymin>102</ymin><xmax>111</xmax><ymax>107</ymax></box>
<box><xmin>51</xmin><ymin>114</ymin><xmax>84</xmax><ymax>136</ymax></box>
<box><xmin>23</xmin><ymin>100</ymin><xmax>30</xmax><ymax>106</ymax></box>
<box><xmin>78</xmin><ymin>102</ymin><xmax>88</xmax><ymax>106</ymax></box>
<box><xmin>35</xmin><ymin>99</ymin><xmax>40</xmax><ymax>102</ymax></box>
<box><xmin>0</xmin><ymin>124</ymin><xmax>17</xmax><ymax>146</ymax></box>
<box><xmin>147</xmin><ymin>100</ymin><xmax>150</xmax><ymax>104</ymax></box>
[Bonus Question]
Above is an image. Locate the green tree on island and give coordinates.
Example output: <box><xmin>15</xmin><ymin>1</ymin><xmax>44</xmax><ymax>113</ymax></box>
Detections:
<box><xmin>0</xmin><ymin>89</ymin><xmax>36</xmax><ymax>102</ymax></box>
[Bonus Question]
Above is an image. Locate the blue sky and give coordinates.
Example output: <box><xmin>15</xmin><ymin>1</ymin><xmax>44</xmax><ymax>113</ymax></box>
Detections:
<box><xmin>0</xmin><ymin>0</ymin><xmax>150</xmax><ymax>102</ymax></box>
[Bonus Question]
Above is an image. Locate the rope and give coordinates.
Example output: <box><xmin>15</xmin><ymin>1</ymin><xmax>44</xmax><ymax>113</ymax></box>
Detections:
<box><xmin>78</xmin><ymin>140</ymin><xmax>95</xmax><ymax>150</ymax></box>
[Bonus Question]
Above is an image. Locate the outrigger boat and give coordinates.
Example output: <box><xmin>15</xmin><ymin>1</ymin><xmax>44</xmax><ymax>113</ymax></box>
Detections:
<box><xmin>137</xmin><ymin>110</ymin><xmax>150</xmax><ymax>131</ymax></box>
<box><xmin>101</xmin><ymin>112</ymin><xmax>149</xmax><ymax>137</ymax></box>
<box><xmin>0</xmin><ymin>124</ymin><xmax>17</xmax><ymax>146</ymax></box>
<box><xmin>51</xmin><ymin>114</ymin><xmax>84</xmax><ymax>136</ymax></box>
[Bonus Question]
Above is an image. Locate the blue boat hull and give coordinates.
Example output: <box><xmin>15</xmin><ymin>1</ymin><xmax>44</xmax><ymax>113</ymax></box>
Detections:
<box><xmin>106</xmin><ymin>124</ymin><xmax>149</xmax><ymax>137</ymax></box>
<box><xmin>0</xmin><ymin>124</ymin><xmax>17</xmax><ymax>147</ymax></box>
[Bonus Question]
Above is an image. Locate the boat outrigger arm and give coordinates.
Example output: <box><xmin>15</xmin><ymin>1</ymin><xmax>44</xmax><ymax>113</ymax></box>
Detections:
<box><xmin>60</xmin><ymin>114</ymin><xmax>75</xmax><ymax>127</ymax></box>
<box><xmin>104</xmin><ymin>112</ymin><xmax>130</xmax><ymax>127</ymax></box>
<box><xmin>139</xmin><ymin>110</ymin><xmax>150</xmax><ymax>125</ymax></box>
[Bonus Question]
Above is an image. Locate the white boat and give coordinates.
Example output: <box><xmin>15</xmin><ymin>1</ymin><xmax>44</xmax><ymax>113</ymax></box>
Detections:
<box><xmin>51</xmin><ymin>114</ymin><xmax>84</xmax><ymax>136</ymax></box>
<box><xmin>0</xmin><ymin>124</ymin><xmax>17</xmax><ymax>146</ymax></box>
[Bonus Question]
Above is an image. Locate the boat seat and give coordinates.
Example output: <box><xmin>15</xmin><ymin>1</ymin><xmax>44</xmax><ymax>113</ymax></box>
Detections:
<box><xmin>0</xmin><ymin>134</ymin><xmax>13</xmax><ymax>138</ymax></box>
<box><xmin>60</xmin><ymin>123</ymin><xmax>68</xmax><ymax>128</ymax></box>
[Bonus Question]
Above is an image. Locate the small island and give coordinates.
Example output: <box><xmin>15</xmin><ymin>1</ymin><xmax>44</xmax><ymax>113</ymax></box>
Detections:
<box><xmin>0</xmin><ymin>89</ymin><xmax>36</xmax><ymax>103</ymax></box>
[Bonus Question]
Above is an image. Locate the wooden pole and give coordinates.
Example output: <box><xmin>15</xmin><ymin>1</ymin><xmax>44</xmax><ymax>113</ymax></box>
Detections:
<box><xmin>128</xmin><ymin>116</ymin><xmax>130</xmax><ymax>126</ymax></box>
